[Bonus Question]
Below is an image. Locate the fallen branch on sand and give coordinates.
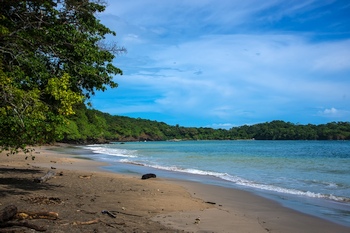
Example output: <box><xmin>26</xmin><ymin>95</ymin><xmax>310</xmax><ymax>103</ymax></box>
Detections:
<box><xmin>34</xmin><ymin>170</ymin><xmax>56</xmax><ymax>183</ymax></box>
<box><xmin>16</xmin><ymin>211</ymin><xmax>58</xmax><ymax>220</ymax></box>
<box><xmin>0</xmin><ymin>205</ymin><xmax>58</xmax><ymax>232</ymax></box>
<box><xmin>73</xmin><ymin>218</ymin><xmax>100</xmax><ymax>225</ymax></box>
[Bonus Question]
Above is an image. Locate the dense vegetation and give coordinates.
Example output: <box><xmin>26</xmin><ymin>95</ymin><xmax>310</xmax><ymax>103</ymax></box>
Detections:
<box><xmin>0</xmin><ymin>0</ymin><xmax>124</xmax><ymax>152</ymax></box>
<box><xmin>57</xmin><ymin>105</ymin><xmax>350</xmax><ymax>143</ymax></box>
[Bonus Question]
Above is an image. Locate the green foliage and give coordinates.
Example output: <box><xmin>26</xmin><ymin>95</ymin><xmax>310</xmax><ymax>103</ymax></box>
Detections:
<box><xmin>0</xmin><ymin>0</ymin><xmax>124</xmax><ymax>152</ymax></box>
<box><xmin>57</xmin><ymin>106</ymin><xmax>350</xmax><ymax>143</ymax></box>
<box><xmin>0</xmin><ymin>63</ymin><xmax>58</xmax><ymax>152</ymax></box>
<box><xmin>229</xmin><ymin>120</ymin><xmax>350</xmax><ymax>140</ymax></box>
<box><xmin>45</xmin><ymin>73</ymin><xmax>84</xmax><ymax>115</ymax></box>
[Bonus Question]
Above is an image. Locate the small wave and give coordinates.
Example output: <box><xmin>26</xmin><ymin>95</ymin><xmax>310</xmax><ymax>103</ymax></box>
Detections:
<box><xmin>83</xmin><ymin>146</ymin><xmax>138</xmax><ymax>158</ymax></box>
<box><xmin>302</xmin><ymin>180</ymin><xmax>350</xmax><ymax>190</ymax></box>
<box><xmin>119</xmin><ymin>159</ymin><xmax>145</xmax><ymax>166</ymax></box>
<box><xmin>116</xmin><ymin>161</ymin><xmax>350</xmax><ymax>203</ymax></box>
<box><xmin>220</xmin><ymin>175</ymin><xmax>350</xmax><ymax>203</ymax></box>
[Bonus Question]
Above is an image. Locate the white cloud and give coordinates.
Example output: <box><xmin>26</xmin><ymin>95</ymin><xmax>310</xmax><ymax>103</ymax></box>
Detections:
<box><xmin>92</xmin><ymin>0</ymin><xmax>350</xmax><ymax>126</ymax></box>
<box><xmin>99</xmin><ymin>33</ymin><xmax>350</xmax><ymax>123</ymax></box>
<box><xmin>208</xmin><ymin>123</ymin><xmax>237</xmax><ymax>129</ymax></box>
<box><xmin>316</xmin><ymin>107</ymin><xmax>350</xmax><ymax>120</ymax></box>
<box><xmin>323</xmin><ymin>108</ymin><xmax>338</xmax><ymax>114</ymax></box>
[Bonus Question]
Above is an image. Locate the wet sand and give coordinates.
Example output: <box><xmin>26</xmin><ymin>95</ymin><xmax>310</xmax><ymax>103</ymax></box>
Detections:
<box><xmin>1</xmin><ymin>144</ymin><xmax>349</xmax><ymax>232</ymax></box>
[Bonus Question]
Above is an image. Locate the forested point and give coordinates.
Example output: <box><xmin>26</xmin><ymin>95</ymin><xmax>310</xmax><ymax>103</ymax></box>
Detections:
<box><xmin>58</xmin><ymin>104</ymin><xmax>350</xmax><ymax>143</ymax></box>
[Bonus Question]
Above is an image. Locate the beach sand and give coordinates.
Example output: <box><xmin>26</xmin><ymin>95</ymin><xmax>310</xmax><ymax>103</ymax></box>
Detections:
<box><xmin>1</xmin><ymin>144</ymin><xmax>349</xmax><ymax>233</ymax></box>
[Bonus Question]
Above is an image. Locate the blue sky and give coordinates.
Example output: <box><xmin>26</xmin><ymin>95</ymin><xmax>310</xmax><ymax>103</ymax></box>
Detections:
<box><xmin>92</xmin><ymin>0</ymin><xmax>350</xmax><ymax>129</ymax></box>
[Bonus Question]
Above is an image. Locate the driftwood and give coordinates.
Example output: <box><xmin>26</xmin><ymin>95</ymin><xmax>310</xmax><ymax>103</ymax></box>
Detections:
<box><xmin>34</xmin><ymin>170</ymin><xmax>56</xmax><ymax>183</ymax></box>
<box><xmin>0</xmin><ymin>205</ymin><xmax>17</xmax><ymax>223</ymax></box>
<box><xmin>79</xmin><ymin>175</ymin><xmax>92</xmax><ymax>179</ymax></box>
<box><xmin>0</xmin><ymin>205</ymin><xmax>57</xmax><ymax>232</ymax></box>
<box><xmin>73</xmin><ymin>219</ymin><xmax>100</xmax><ymax>225</ymax></box>
<box><xmin>205</xmin><ymin>201</ymin><xmax>216</xmax><ymax>205</ymax></box>
<box><xmin>15</xmin><ymin>211</ymin><xmax>58</xmax><ymax>220</ymax></box>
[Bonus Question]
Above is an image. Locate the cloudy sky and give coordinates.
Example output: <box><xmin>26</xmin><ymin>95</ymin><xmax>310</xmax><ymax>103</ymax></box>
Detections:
<box><xmin>92</xmin><ymin>0</ymin><xmax>350</xmax><ymax>128</ymax></box>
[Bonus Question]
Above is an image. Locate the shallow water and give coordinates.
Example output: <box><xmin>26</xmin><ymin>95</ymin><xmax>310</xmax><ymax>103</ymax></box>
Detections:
<box><xmin>79</xmin><ymin>140</ymin><xmax>350</xmax><ymax>227</ymax></box>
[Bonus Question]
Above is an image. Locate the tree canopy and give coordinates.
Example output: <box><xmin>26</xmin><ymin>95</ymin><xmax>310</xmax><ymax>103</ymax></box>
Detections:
<box><xmin>56</xmin><ymin>105</ymin><xmax>350</xmax><ymax>143</ymax></box>
<box><xmin>0</xmin><ymin>0</ymin><xmax>124</xmax><ymax>152</ymax></box>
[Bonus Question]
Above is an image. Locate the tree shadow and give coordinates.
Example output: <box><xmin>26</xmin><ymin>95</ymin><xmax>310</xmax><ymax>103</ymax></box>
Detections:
<box><xmin>0</xmin><ymin>167</ymin><xmax>63</xmax><ymax>197</ymax></box>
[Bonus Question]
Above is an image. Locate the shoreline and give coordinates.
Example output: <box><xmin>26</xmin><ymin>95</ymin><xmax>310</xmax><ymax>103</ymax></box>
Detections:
<box><xmin>1</xmin><ymin>144</ymin><xmax>349</xmax><ymax>232</ymax></box>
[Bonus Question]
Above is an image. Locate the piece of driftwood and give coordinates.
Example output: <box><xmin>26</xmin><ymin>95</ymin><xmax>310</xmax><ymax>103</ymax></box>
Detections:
<box><xmin>34</xmin><ymin>170</ymin><xmax>56</xmax><ymax>183</ymax></box>
<box><xmin>0</xmin><ymin>205</ymin><xmax>17</xmax><ymax>223</ymax></box>
<box><xmin>205</xmin><ymin>201</ymin><xmax>216</xmax><ymax>205</ymax></box>
<box><xmin>0</xmin><ymin>221</ymin><xmax>46</xmax><ymax>232</ymax></box>
<box><xmin>73</xmin><ymin>219</ymin><xmax>100</xmax><ymax>225</ymax></box>
<box><xmin>79</xmin><ymin>175</ymin><xmax>92</xmax><ymax>179</ymax></box>
<box><xmin>15</xmin><ymin>211</ymin><xmax>58</xmax><ymax>220</ymax></box>
<box><xmin>0</xmin><ymin>205</ymin><xmax>57</xmax><ymax>232</ymax></box>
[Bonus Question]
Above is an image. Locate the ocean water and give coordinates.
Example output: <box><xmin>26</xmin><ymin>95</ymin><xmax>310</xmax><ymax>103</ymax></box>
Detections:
<box><xmin>80</xmin><ymin>140</ymin><xmax>350</xmax><ymax>227</ymax></box>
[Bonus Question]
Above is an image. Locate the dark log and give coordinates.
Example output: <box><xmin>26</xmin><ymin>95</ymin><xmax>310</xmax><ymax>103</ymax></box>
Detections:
<box><xmin>34</xmin><ymin>170</ymin><xmax>56</xmax><ymax>183</ymax></box>
<box><xmin>141</xmin><ymin>173</ymin><xmax>156</xmax><ymax>179</ymax></box>
<box><xmin>205</xmin><ymin>201</ymin><xmax>216</xmax><ymax>205</ymax></box>
<box><xmin>0</xmin><ymin>205</ymin><xmax>17</xmax><ymax>223</ymax></box>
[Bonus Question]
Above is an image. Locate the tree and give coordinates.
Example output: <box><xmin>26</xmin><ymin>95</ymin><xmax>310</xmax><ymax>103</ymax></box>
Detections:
<box><xmin>0</xmin><ymin>0</ymin><xmax>124</xmax><ymax>152</ymax></box>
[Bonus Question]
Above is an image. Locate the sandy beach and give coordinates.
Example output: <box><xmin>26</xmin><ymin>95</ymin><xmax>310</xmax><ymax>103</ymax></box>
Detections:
<box><xmin>1</xmin><ymin>144</ymin><xmax>349</xmax><ymax>233</ymax></box>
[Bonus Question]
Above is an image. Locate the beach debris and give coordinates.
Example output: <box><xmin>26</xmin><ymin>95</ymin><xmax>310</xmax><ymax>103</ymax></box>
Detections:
<box><xmin>34</xmin><ymin>170</ymin><xmax>56</xmax><ymax>183</ymax></box>
<box><xmin>194</xmin><ymin>216</ymin><xmax>201</xmax><ymax>224</ymax></box>
<box><xmin>22</xmin><ymin>195</ymin><xmax>63</xmax><ymax>205</ymax></box>
<box><xmin>0</xmin><ymin>205</ymin><xmax>57</xmax><ymax>232</ymax></box>
<box><xmin>205</xmin><ymin>201</ymin><xmax>216</xmax><ymax>205</ymax></box>
<box><xmin>15</xmin><ymin>211</ymin><xmax>58</xmax><ymax>220</ymax></box>
<box><xmin>73</xmin><ymin>218</ymin><xmax>100</xmax><ymax>225</ymax></box>
<box><xmin>141</xmin><ymin>173</ymin><xmax>157</xmax><ymax>180</ymax></box>
<box><xmin>101</xmin><ymin>210</ymin><xmax>116</xmax><ymax>218</ymax></box>
<box><xmin>79</xmin><ymin>174</ymin><xmax>92</xmax><ymax>179</ymax></box>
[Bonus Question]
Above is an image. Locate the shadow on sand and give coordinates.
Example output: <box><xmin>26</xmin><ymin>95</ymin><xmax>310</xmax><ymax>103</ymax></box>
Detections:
<box><xmin>0</xmin><ymin>167</ymin><xmax>62</xmax><ymax>197</ymax></box>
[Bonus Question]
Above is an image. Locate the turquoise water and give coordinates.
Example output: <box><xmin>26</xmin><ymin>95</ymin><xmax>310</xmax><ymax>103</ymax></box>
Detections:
<box><xmin>81</xmin><ymin>140</ymin><xmax>350</xmax><ymax>227</ymax></box>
